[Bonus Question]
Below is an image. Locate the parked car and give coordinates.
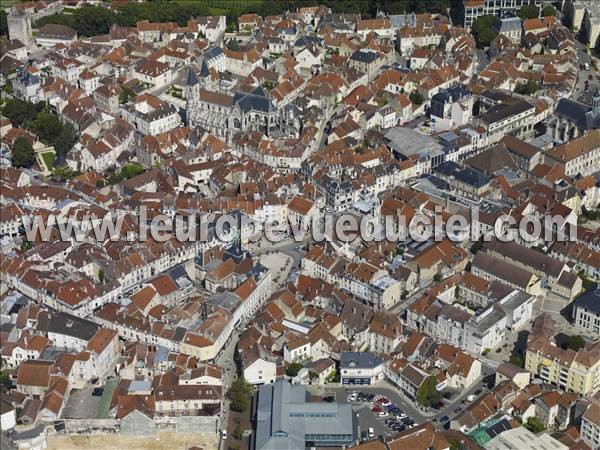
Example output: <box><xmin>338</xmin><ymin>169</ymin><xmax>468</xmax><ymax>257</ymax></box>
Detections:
<box><xmin>221</xmin><ymin>430</ymin><xmax>227</xmax><ymax>440</ymax></box>
<box><xmin>92</xmin><ymin>387</ymin><xmax>104</xmax><ymax>396</ymax></box>
<box><xmin>361</xmin><ymin>431</ymin><xmax>368</xmax><ymax>442</ymax></box>
<box><xmin>440</xmin><ymin>416</ymin><xmax>450</xmax><ymax>422</ymax></box>
<box><xmin>368</xmin><ymin>427</ymin><xmax>375</xmax><ymax>438</ymax></box>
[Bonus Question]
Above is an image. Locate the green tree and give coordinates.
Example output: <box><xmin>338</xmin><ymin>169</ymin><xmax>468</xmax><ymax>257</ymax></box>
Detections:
<box><xmin>232</xmin><ymin>426</ymin><xmax>244</xmax><ymax>440</ymax></box>
<box><xmin>409</xmin><ymin>90</ymin><xmax>425</xmax><ymax>105</ymax></box>
<box><xmin>472</xmin><ymin>15</ymin><xmax>498</xmax><ymax>48</ymax></box>
<box><xmin>326</xmin><ymin>370</ymin><xmax>340</xmax><ymax>383</ymax></box>
<box><xmin>119</xmin><ymin>85</ymin><xmax>136</xmax><ymax>104</ymax></box>
<box><xmin>227</xmin><ymin>38</ymin><xmax>240</xmax><ymax>51</ymax></box>
<box><xmin>0</xmin><ymin>368</ymin><xmax>11</xmax><ymax>389</ymax></box>
<box><xmin>448</xmin><ymin>437</ymin><xmax>461</xmax><ymax>450</ymax></box>
<box><xmin>416</xmin><ymin>376</ymin><xmax>441</xmax><ymax>407</ymax></box>
<box><xmin>515</xmin><ymin>80</ymin><xmax>539</xmax><ymax>96</ymax></box>
<box><xmin>54</xmin><ymin>123</ymin><xmax>77</xmax><ymax>156</ymax></box>
<box><xmin>227</xmin><ymin>377</ymin><xmax>252</xmax><ymax>413</ymax></box>
<box><xmin>517</xmin><ymin>4</ymin><xmax>540</xmax><ymax>20</ymax></box>
<box><xmin>0</xmin><ymin>10</ymin><xmax>8</xmax><ymax>36</ymax></box>
<box><xmin>12</xmin><ymin>137</ymin><xmax>35</xmax><ymax>168</ymax></box>
<box><xmin>567</xmin><ymin>335</ymin><xmax>585</xmax><ymax>351</ymax></box>
<box><xmin>524</xmin><ymin>416</ymin><xmax>545</xmax><ymax>433</ymax></box>
<box><xmin>308</xmin><ymin>370</ymin><xmax>319</xmax><ymax>381</ymax></box>
<box><xmin>2</xmin><ymin>99</ymin><xmax>42</xmax><ymax>127</ymax></box>
<box><xmin>285</xmin><ymin>362</ymin><xmax>302</xmax><ymax>377</ymax></box>
<box><xmin>29</xmin><ymin>111</ymin><xmax>63</xmax><ymax>144</ymax></box>
<box><xmin>509</xmin><ymin>355</ymin><xmax>523</xmax><ymax>367</ymax></box>
<box><xmin>53</xmin><ymin>165</ymin><xmax>79</xmax><ymax>181</ymax></box>
<box><xmin>21</xmin><ymin>238</ymin><xmax>33</xmax><ymax>251</ymax></box>
<box><xmin>541</xmin><ymin>5</ymin><xmax>556</xmax><ymax>17</ymax></box>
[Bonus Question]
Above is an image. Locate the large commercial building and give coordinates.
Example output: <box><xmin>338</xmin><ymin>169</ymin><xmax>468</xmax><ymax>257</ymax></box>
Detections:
<box><xmin>253</xmin><ymin>380</ymin><xmax>355</xmax><ymax>449</ymax></box>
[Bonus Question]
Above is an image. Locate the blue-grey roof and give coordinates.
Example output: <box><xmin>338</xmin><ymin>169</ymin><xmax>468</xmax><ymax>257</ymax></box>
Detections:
<box><xmin>186</xmin><ymin>67</ymin><xmax>199</xmax><ymax>86</ymax></box>
<box><xmin>294</xmin><ymin>36</ymin><xmax>323</xmax><ymax>47</ymax></box>
<box><xmin>350</xmin><ymin>49</ymin><xmax>378</xmax><ymax>63</ymax></box>
<box><xmin>431</xmin><ymin>84</ymin><xmax>471</xmax><ymax>106</ymax></box>
<box><xmin>388</xmin><ymin>13</ymin><xmax>417</xmax><ymax>28</ymax></box>
<box><xmin>340</xmin><ymin>352</ymin><xmax>383</xmax><ymax>369</ymax></box>
<box><xmin>454</xmin><ymin>167</ymin><xmax>490</xmax><ymax>188</ymax></box>
<box><xmin>572</xmin><ymin>286</ymin><xmax>600</xmax><ymax>315</ymax></box>
<box><xmin>555</xmin><ymin>98</ymin><xmax>600</xmax><ymax>130</ymax></box>
<box><xmin>204</xmin><ymin>46</ymin><xmax>223</xmax><ymax>61</ymax></box>
<box><xmin>254</xmin><ymin>380</ymin><xmax>354</xmax><ymax>450</ymax></box>
<box><xmin>234</xmin><ymin>85</ymin><xmax>274</xmax><ymax>114</ymax></box>
<box><xmin>434</xmin><ymin>160</ymin><xmax>461</xmax><ymax>177</ymax></box>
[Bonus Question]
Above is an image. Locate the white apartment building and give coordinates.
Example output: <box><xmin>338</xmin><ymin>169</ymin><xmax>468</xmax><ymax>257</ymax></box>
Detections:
<box><xmin>121</xmin><ymin>94</ymin><xmax>182</xmax><ymax>136</ymax></box>
<box><xmin>461</xmin><ymin>0</ymin><xmax>543</xmax><ymax>30</ymax></box>
<box><xmin>581</xmin><ymin>399</ymin><xmax>600</xmax><ymax>450</ymax></box>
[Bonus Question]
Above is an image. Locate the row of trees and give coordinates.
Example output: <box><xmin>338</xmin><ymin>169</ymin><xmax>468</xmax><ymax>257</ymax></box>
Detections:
<box><xmin>227</xmin><ymin>377</ymin><xmax>253</xmax><ymax>413</ymax></box>
<box><xmin>518</xmin><ymin>4</ymin><xmax>556</xmax><ymax>20</ymax></box>
<box><xmin>2</xmin><ymin>99</ymin><xmax>77</xmax><ymax>168</ymax></box>
<box><xmin>30</xmin><ymin>0</ymin><xmax>451</xmax><ymax>38</ymax></box>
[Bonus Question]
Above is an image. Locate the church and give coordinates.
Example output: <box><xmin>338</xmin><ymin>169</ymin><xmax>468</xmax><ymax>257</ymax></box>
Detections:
<box><xmin>548</xmin><ymin>89</ymin><xmax>600</xmax><ymax>142</ymax></box>
<box><xmin>185</xmin><ymin>64</ymin><xmax>300</xmax><ymax>143</ymax></box>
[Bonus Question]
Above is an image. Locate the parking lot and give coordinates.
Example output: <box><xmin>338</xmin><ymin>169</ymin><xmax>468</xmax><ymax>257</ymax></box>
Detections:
<box><xmin>61</xmin><ymin>387</ymin><xmax>103</xmax><ymax>419</ymax></box>
<box><xmin>324</xmin><ymin>385</ymin><xmax>425</xmax><ymax>442</ymax></box>
<box><xmin>324</xmin><ymin>377</ymin><xmax>495</xmax><ymax>442</ymax></box>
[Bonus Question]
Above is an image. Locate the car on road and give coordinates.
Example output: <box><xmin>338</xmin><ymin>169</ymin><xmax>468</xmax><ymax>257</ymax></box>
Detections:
<box><xmin>455</xmin><ymin>407</ymin><xmax>463</xmax><ymax>414</ymax></box>
<box><xmin>360</xmin><ymin>431</ymin><xmax>368</xmax><ymax>442</ymax></box>
<box><xmin>467</xmin><ymin>394</ymin><xmax>476</xmax><ymax>402</ymax></box>
<box><xmin>368</xmin><ymin>427</ymin><xmax>375</xmax><ymax>438</ymax></box>
<box><xmin>474</xmin><ymin>389</ymin><xmax>482</xmax><ymax>396</ymax></box>
<box><xmin>440</xmin><ymin>416</ymin><xmax>450</xmax><ymax>423</ymax></box>
<box><xmin>221</xmin><ymin>430</ymin><xmax>227</xmax><ymax>440</ymax></box>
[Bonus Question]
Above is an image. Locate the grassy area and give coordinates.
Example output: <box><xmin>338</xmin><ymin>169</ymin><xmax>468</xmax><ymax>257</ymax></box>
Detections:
<box><xmin>41</xmin><ymin>151</ymin><xmax>55</xmax><ymax>171</ymax></box>
<box><xmin>176</xmin><ymin>0</ymin><xmax>265</xmax><ymax>16</ymax></box>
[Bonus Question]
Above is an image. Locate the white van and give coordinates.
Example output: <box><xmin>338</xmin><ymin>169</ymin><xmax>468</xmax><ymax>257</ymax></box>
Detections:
<box><xmin>368</xmin><ymin>427</ymin><xmax>375</xmax><ymax>438</ymax></box>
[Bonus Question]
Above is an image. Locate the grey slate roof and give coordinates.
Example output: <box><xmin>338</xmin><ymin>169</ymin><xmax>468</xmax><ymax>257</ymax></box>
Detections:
<box><xmin>572</xmin><ymin>286</ymin><xmax>600</xmax><ymax>315</ymax></box>
<box><xmin>454</xmin><ymin>167</ymin><xmax>490</xmax><ymax>188</ymax></box>
<box><xmin>340</xmin><ymin>351</ymin><xmax>383</xmax><ymax>369</ymax></box>
<box><xmin>555</xmin><ymin>98</ymin><xmax>600</xmax><ymax>131</ymax></box>
<box><xmin>186</xmin><ymin>67</ymin><xmax>199</xmax><ymax>86</ymax></box>
<box><xmin>234</xmin><ymin>86</ymin><xmax>274</xmax><ymax>114</ymax></box>
<box><xmin>254</xmin><ymin>380</ymin><xmax>354</xmax><ymax>450</ymax></box>
<box><xmin>350</xmin><ymin>49</ymin><xmax>378</xmax><ymax>64</ymax></box>
<box><xmin>36</xmin><ymin>310</ymin><xmax>99</xmax><ymax>341</ymax></box>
